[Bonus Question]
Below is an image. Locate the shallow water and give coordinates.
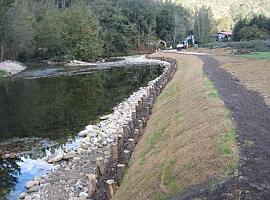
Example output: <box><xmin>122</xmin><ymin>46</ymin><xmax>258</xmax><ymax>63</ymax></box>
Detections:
<box><xmin>0</xmin><ymin>62</ymin><xmax>163</xmax><ymax>199</ymax></box>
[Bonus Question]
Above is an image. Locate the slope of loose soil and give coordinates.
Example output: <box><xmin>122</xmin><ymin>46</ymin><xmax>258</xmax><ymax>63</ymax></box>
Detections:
<box><xmin>113</xmin><ymin>52</ymin><xmax>238</xmax><ymax>200</ymax></box>
<box><xmin>216</xmin><ymin>56</ymin><xmax>270</xmax><ymax>105</ymax></box>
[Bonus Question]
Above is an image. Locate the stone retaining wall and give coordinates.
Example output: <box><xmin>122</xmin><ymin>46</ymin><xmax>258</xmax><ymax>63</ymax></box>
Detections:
<box><xmin>23</xmin><ymin>56</ymin><xmax>177</xmax><ymax>200</ymax></box>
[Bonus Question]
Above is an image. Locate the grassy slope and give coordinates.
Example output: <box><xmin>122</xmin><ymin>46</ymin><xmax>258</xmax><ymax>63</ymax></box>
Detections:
<box><xmin>113</xmin><ymin>53</ymin><xmax>238</xmax><ymax>200</ymax></box>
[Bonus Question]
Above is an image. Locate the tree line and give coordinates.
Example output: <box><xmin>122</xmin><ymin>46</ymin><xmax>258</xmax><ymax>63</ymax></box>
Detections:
<box><xmin>0</xmin><ymin>0</ymin><xmax>194</xmax><ymax>62</ymax></box>
<box><xmin>233</xmin><ymin>15</ymin><xmax>270</xmax><ymax>41</ymax></box>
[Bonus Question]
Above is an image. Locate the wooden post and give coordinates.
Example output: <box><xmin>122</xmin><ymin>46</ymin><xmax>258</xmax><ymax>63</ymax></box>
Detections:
<box><xmin>111</xmin><ymin>143</ymin><xmax>118</xmax><ymax>164</ymax></box>
<box><xmin>138</xmin><ymin>120</ymin><xmax>143</xmax><ymax>135</ymax></box>
<box><xmin>146</xmin><ymin>106</ymin><xmax>150</xmax><ymax>116</ymax></box>
<box><xmin>128</xmin><ymin>119</ymin><xmax>134</xmax><ymax>137</ymax></box>
<box><xmin>87</xmin><ymin>174</ymin><xmax>97</xmax><ymax>197</ymax></box>
<box><xmin>106</xmin><ymin>180</ymin><xmax>117</xmax><ymax>199</ymax></box>
<box><xmin>96</xmin><ymin>157</ymin><xmax>106</xmax><ymax>176</ymax></box>
<box><xmin>123</xmin><ymin>150</ymin><xmax>131</xmax><ymax>164</ymax></box>
<box><xmin>122</xmin><ymin>125</ymin><xmax>129</xmax><ymax>138</ymax></box>
<box><xmin>128</xmin><ymin>138</ymin><xmax>135</xmax><ymax>152</ymax></box>
<box><xmin>117</xmin><ymin>134</ymin><xmax>123</xmax><ymax>148</ymax></box>
<box><xmin>117</xmin><ymin>164</ymin><xmax>126</xmax><ymax>182</ymax></box>
<box><xmin>134</xmin><ymin>129</ymin><xmax>140</xmax><ymax>144</ymax></box>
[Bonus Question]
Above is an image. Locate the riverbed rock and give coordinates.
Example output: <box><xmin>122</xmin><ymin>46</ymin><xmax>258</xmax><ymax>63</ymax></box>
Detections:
<box><xmin>63</xmin><ymin>152</ymin><xmax>75</xmax><ymax>160</ymax></box>
<box><xmin>79</xmin><ymin>192</ymin><xmax>88</xmax><ymax>198</ymax></box>
<box><xmin>78</xmin><ymin>130</ymin><xmax>88</xmax><ymax>137</ymax></box>
<box><xmin>28</xmin><ymin>185</ymin><xmax>41</xmax><ymax>193</ymax></box>
<box><xmin>48</xmin><ymin>153</ymin><xmax>63</xmax><ymax>163</ymax></box>
<box><xmin>25</xmin><ymin>181</ymin><xmax>39</xmax><ymax>189</ymax></box>
<box><xmin>20</xmin><ymin>192</ymin><xmax>27</xmax><ymax>199</ymax></box>
<box><xmin>33</xmin><ymin>176</ymin><xmax>42</xmax><ymax>182</ymax></box>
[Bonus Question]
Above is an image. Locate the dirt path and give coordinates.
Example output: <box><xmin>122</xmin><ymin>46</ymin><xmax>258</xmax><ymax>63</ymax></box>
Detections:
<box><xmin>172</xmin><ymin>55</ymin><xmax>270</xmax><ymax>199</ymax></box>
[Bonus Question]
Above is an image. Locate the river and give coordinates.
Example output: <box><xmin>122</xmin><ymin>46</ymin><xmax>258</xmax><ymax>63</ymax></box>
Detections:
<box><xmin>0</xmin><ymin>56</ymin><xmax>164</xmax><ymax>199</ymax></box>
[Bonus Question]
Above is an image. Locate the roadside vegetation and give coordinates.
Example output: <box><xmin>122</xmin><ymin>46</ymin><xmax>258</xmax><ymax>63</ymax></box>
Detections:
<box><xmin>113</xmin><ymin>53</ymin><xmax>238</xmax><ymax>200</ymax></box>
<box><xmin>239</xmin><ymin>52</ymin><xmax>270</xmax><ymax>60</ymax></box>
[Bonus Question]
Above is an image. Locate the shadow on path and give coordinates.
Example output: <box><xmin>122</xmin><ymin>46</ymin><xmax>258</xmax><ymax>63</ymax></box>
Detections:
<box><xmin>171</xmin><ymin>55</ymin><xmax>270</xmax><ymax>200</ymax></box>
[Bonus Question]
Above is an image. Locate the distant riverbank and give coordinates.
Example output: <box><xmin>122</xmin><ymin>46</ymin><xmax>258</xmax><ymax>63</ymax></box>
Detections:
<box><xmin>0</xmin><ymin>61</ymin><xmax>26</xmax><ymax>77</ymax></box>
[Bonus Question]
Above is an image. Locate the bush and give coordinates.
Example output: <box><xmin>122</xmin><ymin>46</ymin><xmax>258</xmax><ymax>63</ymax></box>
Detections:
<box><xmin>203</xmin><ymin>40</ymin><xmax>270</xmax><ymax>52</ymax></box>
<box><xmin>238</xmin><ymin>26</ymin><xmax>269</xmax><ymax>41</ymax></box>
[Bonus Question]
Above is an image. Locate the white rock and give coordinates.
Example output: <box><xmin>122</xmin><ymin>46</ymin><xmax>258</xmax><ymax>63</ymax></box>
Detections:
<box><xmin>79</xmin><ymin>192</ymin><xmax>88</xmax><ymax>198</ymax></box>
<box><xmin>19</xmin><ymin>192</ymin><xmax>27</xmax><ymax>199</ymax></box>
<box><xmin>25</xmin><ymin>181</ymin><xmax>39</xmax><ymax>189</ymax></box>
<box><xmin>78</xmin><ymin>130</ymin><xmax>88</xmax><ymax>137</ymax></box>
<box><xmin>47</xmin><ymin>153</ymin><xmax>63</xmax><ymax>163</ymax></box>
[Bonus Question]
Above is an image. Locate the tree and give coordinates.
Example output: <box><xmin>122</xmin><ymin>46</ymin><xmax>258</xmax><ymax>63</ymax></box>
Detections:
<box><xmin>238</xmin><ymin>25</ymin><xmax>269</xmax><ymax>41</ymax></box>
<box><xmin>1</xmin><ymin>0</ymin><xmax>36</xmax><ymax>61</ymax></box>
<box><xmin>156</xmin><ymin>3</ymin><xmax>175</xmax><ymax>44</ymax></box>
<box><xmin>37</xmin><ymin>4</ymin><xmax>103</xmax><ymax>61</ymax></box>
<box><xmin>98</xmin><ymin>3</ymin><xmax>137</xmax><ymax>56</ymax></box>
<box><xmin>193</xmin><ymin>6</ymin><xmax>215</xmax><ymax>44</ymax></box>
<box><xmin>119</xmin><ymin>0</ymin><xmax>157</xmax><ymax>48</ymax></box>
<box><xmin>0</xmin><ymin>0</ymin><xmax>15</xmax><ymax>61</ymax></box>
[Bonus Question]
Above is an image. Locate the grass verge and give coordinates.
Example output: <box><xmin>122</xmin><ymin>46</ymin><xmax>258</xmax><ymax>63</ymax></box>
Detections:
<box><xmin>239</xmin><ymin>52</ymin><xmax>270</xmax><ymax>60</ymax></box>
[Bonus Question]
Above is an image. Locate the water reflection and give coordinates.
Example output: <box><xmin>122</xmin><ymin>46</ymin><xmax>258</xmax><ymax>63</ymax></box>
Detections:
<box><xmin>0</xmin><ymin>66</ymin><xmax>163</xmax><ymax>143</ymax></box>
<box><xmin>0</xmin><ymin>65</ymin><xmax>163</xmax><ymax>199</ymax></box>
<box><xmin>0</xmin><ymin>157</ymin><xmax>21</xmax><ymax>199</ymax></box>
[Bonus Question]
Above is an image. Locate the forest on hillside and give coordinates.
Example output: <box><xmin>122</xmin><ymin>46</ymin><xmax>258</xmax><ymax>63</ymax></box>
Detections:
<box><xmin>0</xmin><ymin>0</ymin><xmax>191</xmax><ymax>62</ymax></box>
<box><xmin>174</xmin><ymin>0</ymin><xmax>270</xmax><ymax>31</ymax></box>
<box><xmin>0</xmin><ymin>0</ymin><xmax>269</xmax><ymax>62</ymax></box>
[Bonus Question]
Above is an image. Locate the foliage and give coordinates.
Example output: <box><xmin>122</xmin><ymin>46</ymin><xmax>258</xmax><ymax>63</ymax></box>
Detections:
<box><xmin>203</xmin><ymin>40</ymin><xmax>270</xmax><ymax>52</ymax></box>
<box><xmin>193</xmin><ymin>6</ymin><xmax>215</xmax><ymax>44</ymax></box>
<box><xmin>0</xmin><ymin>0</ymin><xmax>192</xmax><ymax>61</ymax></box>
<box><xmin>175</xmin><ymin>0</ymin><xmax>270</xmax><ymax>31</ymax></box>
<box><xmin>36</xmin><ymin>5</ymin><xmax>103</xmax><ymax>61</ymax></box>
<box><xmin>156</xmin><ymin>3</ymin><xmax>175</xmax><ymax>43</ymax></box>
<box><xmin>233</xmin><ymin>15</ymin><xmax>270</xmax><ymax>41</ymax></box>
<box><xmin>239</xmin><ymin>52</ymin><xmax>270</xmax><ymax>60</ymax></box>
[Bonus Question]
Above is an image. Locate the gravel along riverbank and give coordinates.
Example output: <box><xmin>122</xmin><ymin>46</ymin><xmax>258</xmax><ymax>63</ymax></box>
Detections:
<box><xmin>20</xmin><ymin>58</ymin><xmax>176</xmax><ymax>200</ymax></box>
<box><xmin>0</xmin><ymin>61</ymin><xmax>26</xmax><ymax>76</ymax></box>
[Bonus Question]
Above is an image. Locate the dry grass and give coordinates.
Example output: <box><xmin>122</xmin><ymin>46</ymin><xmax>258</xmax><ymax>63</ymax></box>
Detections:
<box><xmin>217</xmin><ymin>56</ymin><xmax>270</xmax><ymax>105</ymax></box>
<box><xmin>113</xmin><ymin>52</ymin><xmax>238</xmax><ymax>200</ymax></box>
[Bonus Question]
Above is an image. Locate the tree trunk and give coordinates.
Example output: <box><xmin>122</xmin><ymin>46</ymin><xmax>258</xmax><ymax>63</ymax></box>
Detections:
<box><xmin>0</xmin><ymin>44</ymin><xmax>4</xmax><ymax>62</ymax></box>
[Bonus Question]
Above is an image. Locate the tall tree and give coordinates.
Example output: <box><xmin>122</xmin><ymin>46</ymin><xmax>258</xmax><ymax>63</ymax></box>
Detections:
<box><xmin>193</xmin><ymin>6</ymin><xmax>215</xmax><ymax>44</ymax></box>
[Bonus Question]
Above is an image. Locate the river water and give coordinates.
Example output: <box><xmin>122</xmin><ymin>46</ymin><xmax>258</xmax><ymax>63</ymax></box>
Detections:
<box><xmin>0</xmin><ymin>56</ymin><xmax>164</xmax><ymax>199</ymax></box>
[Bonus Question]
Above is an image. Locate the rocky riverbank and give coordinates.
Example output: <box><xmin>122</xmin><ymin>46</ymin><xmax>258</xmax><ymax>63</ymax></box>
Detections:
<box><xmin>0</xmin><ymin>61</ymin><xmax>26</xmax><ymax>76</ymax></box>
<box><xmin>21</xmin><ymin>57</ymin><xmax>176</xmax><ymax>200</ymax></box>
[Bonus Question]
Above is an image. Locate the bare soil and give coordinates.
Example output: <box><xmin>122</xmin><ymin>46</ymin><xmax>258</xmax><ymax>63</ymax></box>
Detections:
<box><xmin>217</xmin><ymin>56</ymin><xmax>270</xmax><ymax>105</ymax></box>
<box><xmin>171</xmin><ymin>55</ymin><xmax>270</xmax><ymax>199</ymax></box>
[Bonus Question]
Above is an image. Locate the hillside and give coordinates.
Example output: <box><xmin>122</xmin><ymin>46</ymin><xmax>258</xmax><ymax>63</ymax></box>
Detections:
<box><xmin>175</xmin><ymin>0</ymin><xmax>270</xmax><ymax>19</ymax></box>
<box><xmin>173</xmin><ymin>0</ymin><xmax>270</xmax><ymax>30</ymax></box>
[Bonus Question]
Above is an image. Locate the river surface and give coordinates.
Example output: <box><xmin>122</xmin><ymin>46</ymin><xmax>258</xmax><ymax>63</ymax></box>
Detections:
<box><xmin>0</xmin><ymin>56</ymin><xmax>164</xmax><ymax>199</ymax></box>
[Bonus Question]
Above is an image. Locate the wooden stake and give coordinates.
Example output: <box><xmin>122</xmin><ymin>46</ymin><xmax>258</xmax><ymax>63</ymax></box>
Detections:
<box><xmin>123</xmin><ymin>150</ymin><xmax>131</xmax><ymax>164</ymax></box>
<box><xmin>87</xmin><ymin>174</ymin><xmax>97</xmax><ymax>197</ymax></box>
<box><xmin>96</xmin><ymin>157</ymin><xmax>106</xmax><ymax>176</ymax></box>
<box><xmin>111</xmin><ymin>143</ymin><xmax>118</xmax><ymax>164</ymax></box>
<box><xmin>122</xmin><ymin>125</ymin><xmax>129</xmax><ymax>138</ymax></box>
<box><xmin>134</xmin><ymin>129</ymin><xmax>140</xmax><ymax>144</ymax></box>
<box><xmin>117</xmin><ymin>134</ymin><xmax>123</xmax><ymax>148</ymax></box>
<box><xmin>128</xmin><ymin>138</ymin><xmax>135</xmax><ymax>151</ymax></box>
<box><xmin>116</xmin><ymin>164</ymin><xmax>126</xmax><ymax>182</ymax></box>
<box><xmin>106</xmin><ymin>180</ymin><xmax>117</xmax><ymax>199</ymax></box>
